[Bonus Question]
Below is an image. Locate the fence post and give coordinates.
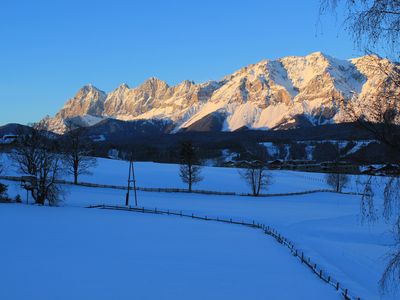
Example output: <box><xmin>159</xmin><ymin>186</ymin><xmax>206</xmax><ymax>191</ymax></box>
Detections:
<box><xmin>336</xmin><ymin>282</ymin><xmax>339</xmax><ymax>290</ymax></box>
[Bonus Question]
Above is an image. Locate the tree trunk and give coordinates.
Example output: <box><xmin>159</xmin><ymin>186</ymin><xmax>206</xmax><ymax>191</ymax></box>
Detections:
<box><xmin>36</xmin><ymin>192</ymin><xmax>45</xmax><ymax>205</ymax></box>
<box><xmin>73</xmin><ymin>159</ymin><xmax>79</xmax><ymax>185</ymax></box>
<box><xmin>256</xmin><ymin>169</ymin><xmax>262</xmax><ymax>196</ymax></box>
<box><xmin>188</xmin><ymin>163</ymin><xmax>192</xmax><ymax>192</ymax></box>
<box><xmin>336</xmin><ymin>174</ymin><xmax>340</xmax><ymax>192</ymax></box>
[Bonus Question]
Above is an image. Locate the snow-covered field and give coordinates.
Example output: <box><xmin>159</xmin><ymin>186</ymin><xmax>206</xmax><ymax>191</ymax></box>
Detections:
<box><xmin>1</xmin><ymin>156</ymin><xmax>397</xmax><ymax>300</ymax></box>
<box><xmin>83</xmin><ymin>159</ymin><xmax>334</xmax><ymax>193</ymax></box>
<box><xmin>0</xmin><ymin>204</ymin><xmax>339</xmax><ymax>300</ymax></box>
<box><xmin>0</xmin><ymin>154</ymin><xmax>331</xmax><ymax>193</ymax></box>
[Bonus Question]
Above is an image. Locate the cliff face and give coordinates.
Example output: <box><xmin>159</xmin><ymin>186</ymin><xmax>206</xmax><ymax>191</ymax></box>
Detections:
<box><xmin>44</xmin><ymin>52</ymin><xmax>400</xmax><ymax>134</ymax></box>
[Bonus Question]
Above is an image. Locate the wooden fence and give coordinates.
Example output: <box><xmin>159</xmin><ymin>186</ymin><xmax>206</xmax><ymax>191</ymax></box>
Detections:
<box><xmin>87</xmin><ymin>204</ymin><xmax>361</xmax><ymax>300</ymax></box>
<box><xmin>0</xmin><ymin>175</ymin><xmax>364</xmax><ymax>198</ymax></box>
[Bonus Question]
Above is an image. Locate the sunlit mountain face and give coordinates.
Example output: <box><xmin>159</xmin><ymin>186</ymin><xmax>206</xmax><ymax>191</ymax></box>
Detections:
<box><xmin>44</xmin><ymin>52</ymin><xmax>399</xmax><ymax>134</ymax></box>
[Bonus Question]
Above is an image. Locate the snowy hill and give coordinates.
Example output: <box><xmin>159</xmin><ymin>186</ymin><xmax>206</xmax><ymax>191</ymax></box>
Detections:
<box><xmin>44</xmin><ymin>52</ymin><xmax>399</xmax><ymax>134</ymax></box>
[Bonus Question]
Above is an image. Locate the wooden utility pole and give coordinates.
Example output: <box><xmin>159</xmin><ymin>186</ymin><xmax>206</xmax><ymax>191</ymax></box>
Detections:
<box><xmin>125</xmin><ymin>158</ymin><xmax>138</xmax><ymax>207</ymax></box>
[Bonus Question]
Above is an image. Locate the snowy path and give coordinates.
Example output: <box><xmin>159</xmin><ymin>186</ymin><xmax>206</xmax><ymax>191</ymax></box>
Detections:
<box><xmin>0</xmin><ymin>204</ymin><xmax>339</xmax><ymax>300</ymax></box>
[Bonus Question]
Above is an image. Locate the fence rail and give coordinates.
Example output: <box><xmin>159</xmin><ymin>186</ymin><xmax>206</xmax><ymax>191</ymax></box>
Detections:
<box><xmin>87</xmin><ymin>204</ymin><xmax>361</xmax><ymax>300</ymax></box>
<box><xmin>0</xmin><ymin>175</ymin><xmax>364</xmax><ymax>198</ymax></box>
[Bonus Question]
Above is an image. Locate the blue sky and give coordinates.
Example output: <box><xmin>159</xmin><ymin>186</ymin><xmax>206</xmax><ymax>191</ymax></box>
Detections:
<box><xmin>0</xmin><ymin>0</ymin><xmax>359</xmax><ymax>125</ymax></box>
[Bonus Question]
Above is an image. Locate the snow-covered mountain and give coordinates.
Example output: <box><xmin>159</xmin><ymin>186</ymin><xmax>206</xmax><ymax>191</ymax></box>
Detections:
<box><xmin>44</xmin><ymin>52</ymin><xmax>399</xmax><ymax>134</ymax></box>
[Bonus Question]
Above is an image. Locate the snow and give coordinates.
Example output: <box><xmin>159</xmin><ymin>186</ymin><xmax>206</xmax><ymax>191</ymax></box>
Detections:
<box><xmin>266</xmin><ymin>60</ymin><xmax>299</xmax><ymax>97</ymax></box>
<box><xmin>261</xmin><ymin>142</ymin><xmax>280</xmax><ymax>158</ymax></box>
<box><xmin>226</xmin><ymin>102</ymin><xmax>260</xmax><ymax>131</ymax></box>
<box><xmin>305</xmin><ymin>144</ymin><xmax>314</xmax><ymax>160</ymax></box>
<box><xmin>1</xmin><ymin>156</ymin><xmax>398</xmax><ymax>299</ymax></box>
<box><xmin>1</xmin><ymin>155</ymin><xmax>331</xmax><ymax>193</ymax></box>
<box><xmin>0</xmin><ymin>204</ymin><xmax>339</xmax><ymax>300</ymax></box>
<box><xmin>220</xmin><ymin>149</ymin><xmax>237</xmax><ymax>162</ymax></box>
<box><xmin>254</xmin><ymin>103</ymin><xmax>288</xmax><ymax>129</ymax></box>
<box><xmin>90</xmin><ymin>134</ymin><xmax>106</xmax><ymax>142</ymax></box>
<box><xmin>79</xmin><ymin>114</ymin><xmax>104</xmax><ymax>127</ymax></box>
<box><xmin>346</xmin><ymin>140</ymin><xmax>373</xmax><ymax>154</ymax></box>
<box><xmin>181</xmin><ymin>101</ymin><xmax>225</xmax><ymax>129</ymax></box>
<box><xmin>280</xmin><ymin>52</ymin><xmax>331</xmax><ymax>89</ymax></box>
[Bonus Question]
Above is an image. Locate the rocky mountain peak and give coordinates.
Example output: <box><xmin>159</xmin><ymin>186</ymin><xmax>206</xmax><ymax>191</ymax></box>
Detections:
<box><xmin>140</xmin><ymin>77</ymin><xmax>169</xmax><ymax>91</ymax></box>
<box><xmin>43</xmin><ymin>52</ymin><xmax>398</xmax><ymax>134</ymax></box>
<box><xmin>76</xmin><ymin>84</ymin><xmax>105</xmax><ymax>97</ymax></box>
<box><xmin>118</xmin><ymin>83</ymin><xmax>130</xmax><ymax>90</ymax></box>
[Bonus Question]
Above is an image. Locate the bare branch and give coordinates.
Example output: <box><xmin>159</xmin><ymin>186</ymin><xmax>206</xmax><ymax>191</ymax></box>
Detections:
<box><xmin>320</xmin><ymin>0</ymin><xmax>400</xmax><ymax>56</ymax></box>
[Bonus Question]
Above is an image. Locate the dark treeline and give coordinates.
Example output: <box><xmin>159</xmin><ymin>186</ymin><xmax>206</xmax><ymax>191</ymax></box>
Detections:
<box><xmin>1</xmin><ymin>122</ymin><xmax>399</xmax><ymax>165</ymax></box>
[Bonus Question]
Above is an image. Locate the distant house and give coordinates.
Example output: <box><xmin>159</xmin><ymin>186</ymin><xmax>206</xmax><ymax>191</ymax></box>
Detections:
<box><xmin>268</xmin><ymin>159</ymin><xmax>283</xmax><ymax>169</ymax></box>
<box><xmin>376</xmin><ymin>164</ymin><xmax>400</xmax><ymax>176</ymax></box>
<box><xmin>361</xmin><ymin>165</ymin><xmax>377</xmax><ymax>175</ymax></box>
<box><xmin>320</xmin><ymin>161</ymin><xmax>358</xmax><ymax>173</ymax></box>
<box><xmin>108</xmin><ymin>148</ymin><xmax>119</xmax><ymax>160</ymax></box>
<box><xmin>0</xmin><ymin>134</ymin><xmax>18</xmax><ymax>144</ymax></box>
<box><xmin>285</xmin><ymin>159</ymin><xmax>316</xmax><ymax>169</ymax></box>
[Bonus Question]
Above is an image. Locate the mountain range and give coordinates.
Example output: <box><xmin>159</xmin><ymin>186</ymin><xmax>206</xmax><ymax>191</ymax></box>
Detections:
<box><xmin>43</xmin><ymin>52</ymin><xmax>397</xmax><ymax>134</ymax></box>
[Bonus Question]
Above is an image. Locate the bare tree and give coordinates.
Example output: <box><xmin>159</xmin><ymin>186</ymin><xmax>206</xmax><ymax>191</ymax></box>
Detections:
<box><xmin>239</xmin><ymin>160</ymin><xmax>272</xmax><ymax>196</ymax></box>
<box><xmin>320</xmin><ymin>0</ymin><xmax>400</xmax><ymax>291</ymax></box>
<box><xmin>179</xmin><ymin>141</ymin><xmax>203</xmax><ymax>192</ymax></box>
<box><xmin>238</xmin><ymin>146</ymin><xmax>272</xmax><ymax>196</ymax></box>
<box><xmin>62</xmin><ymin>127</ymin><xmax>97</xmax><ymax>185</ymax></box>
<box><xmin>326</xmin><ymin>172</ymin><xmax>349</xmax><ymax>192</ymax></box>
<box><xmin>324</xmin><ymin>143</ymin><xmax>350</xmax><ymax>192</ymax></box>
<box><xmin>11</xmin><ymin>124</ymin><xmax>64</xmax><ymax>206</ymax></box>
